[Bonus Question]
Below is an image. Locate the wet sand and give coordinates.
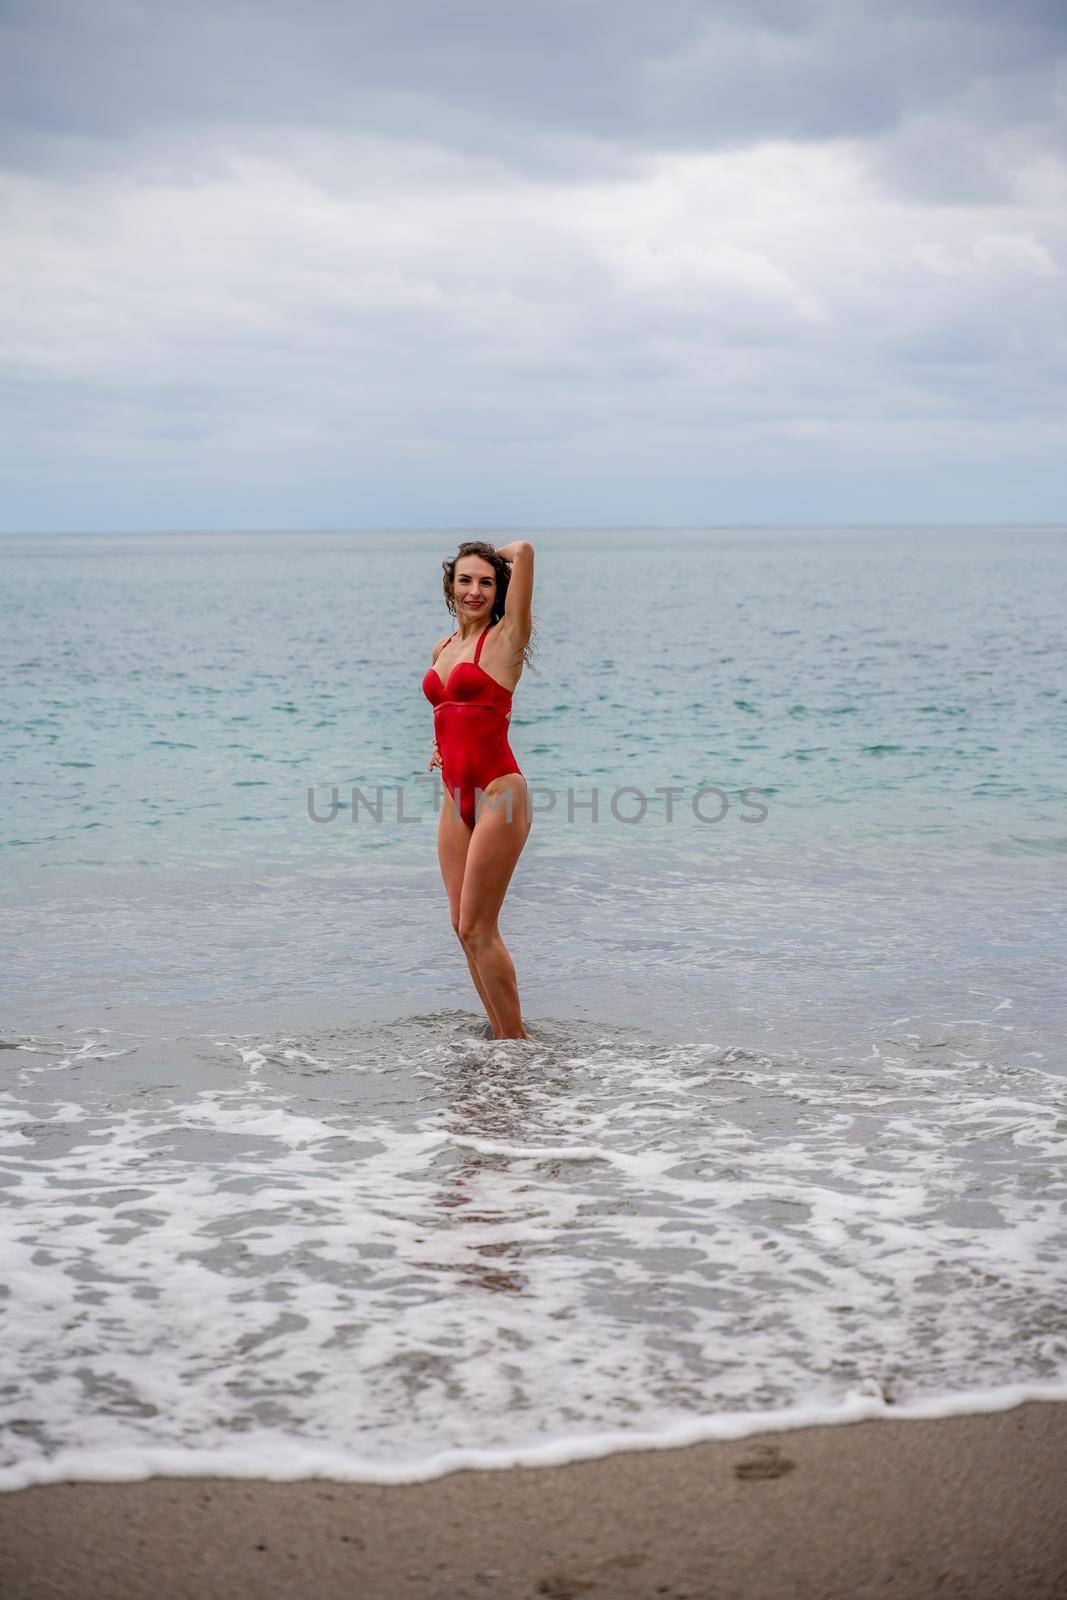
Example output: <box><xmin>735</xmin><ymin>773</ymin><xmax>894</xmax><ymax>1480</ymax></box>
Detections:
<box><xmin>1</xmin><ymin>1401</ymin><xmax>1065</xmax><ymax>1599</ymax></box>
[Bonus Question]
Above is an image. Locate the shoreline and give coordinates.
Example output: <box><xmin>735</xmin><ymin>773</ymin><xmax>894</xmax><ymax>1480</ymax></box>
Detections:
<box><xmin>2</xmin><ymin>1401</ymin><xmax>1065</xmax><ymax>1599</ymax></box>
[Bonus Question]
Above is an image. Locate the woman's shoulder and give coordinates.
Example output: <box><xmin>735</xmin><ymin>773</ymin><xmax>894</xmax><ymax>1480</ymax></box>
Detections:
<box><xmin>431</xmin><ymin>633</ymin><xmax>453</xmax><ymax>664</ymax></box>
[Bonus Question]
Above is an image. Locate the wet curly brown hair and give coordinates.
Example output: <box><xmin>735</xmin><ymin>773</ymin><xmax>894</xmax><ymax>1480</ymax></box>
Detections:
<box><xmin>440</xmin><ymin>540</ymin><xmax>539</xmax><ymax>673</ymax></box>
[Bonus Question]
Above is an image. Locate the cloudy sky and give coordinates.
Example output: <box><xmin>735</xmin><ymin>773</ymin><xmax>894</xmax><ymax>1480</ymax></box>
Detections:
<box><xmin>2</xmin><ymin>0</ymin><xmax>1065</xmax><ymax>530</ymax></box>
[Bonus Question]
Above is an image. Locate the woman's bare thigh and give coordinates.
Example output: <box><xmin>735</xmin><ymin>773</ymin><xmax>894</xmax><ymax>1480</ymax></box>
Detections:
<box><xmin>436</xmin><ymin>793</ymin><xmax>472</xmax><ymax>923</ymax></box>
<box><xmin>458</xmin><ymin>775</ymin><xmax>532</xmax><ymax>931</ymax></box>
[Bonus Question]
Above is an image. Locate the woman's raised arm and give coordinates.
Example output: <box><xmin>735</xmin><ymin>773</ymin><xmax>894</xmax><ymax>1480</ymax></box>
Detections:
<box><xmin>495</xmin><ymin>540</ymin><xmax>533</xmax><ymax>644</ymax></box>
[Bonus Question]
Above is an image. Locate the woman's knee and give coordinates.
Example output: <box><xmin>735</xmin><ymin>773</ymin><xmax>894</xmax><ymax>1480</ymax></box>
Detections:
<box><xmin>457</xmin><ymin>916</ymin><xmax>494</xmax><ymax>951</ymax></box>
<box><xmin>454</xmin><ymin>915</ymin><xmax>485</xmax><ymax>950</ymax></box>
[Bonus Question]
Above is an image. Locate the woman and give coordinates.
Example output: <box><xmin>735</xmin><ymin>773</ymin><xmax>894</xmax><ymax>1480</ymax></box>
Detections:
<box><xmin>422</xmin><ymin>539</ymin><xmax>535</xmax><ymax>1041</ymax></box>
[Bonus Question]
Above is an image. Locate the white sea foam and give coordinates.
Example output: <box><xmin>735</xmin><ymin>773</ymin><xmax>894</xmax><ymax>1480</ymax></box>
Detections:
<box><xmin>1</xmin><ymin>1018</ymin><xmax>1065</xmax><ymax>1491</ymax></box>
<box><xmin>5</xmin><ymin>1383</ymin><xmax>1066</xmax><ymax>1491</ymax></box>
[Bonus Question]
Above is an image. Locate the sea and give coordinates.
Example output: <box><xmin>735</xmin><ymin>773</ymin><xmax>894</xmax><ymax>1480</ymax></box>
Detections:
<box><xmin>1</xmin><ymin>525</ymin><xmax>1065</xmax><ymax>1489</ymax></box>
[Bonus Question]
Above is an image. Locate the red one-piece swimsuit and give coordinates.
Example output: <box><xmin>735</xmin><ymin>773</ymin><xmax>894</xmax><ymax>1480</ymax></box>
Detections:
<box><xmin>422</xmin><ymin>619</ymin><xmax>523</xmax><ymax>830</ymax></box>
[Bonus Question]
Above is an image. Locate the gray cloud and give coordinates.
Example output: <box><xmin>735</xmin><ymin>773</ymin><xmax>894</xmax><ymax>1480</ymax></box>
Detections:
<box><xmin>3</xmin><ymin>0</ymin><xmax>1064</xmax><ymax>161</ymax></box>
<box><xmin>1</xmin><ymin>1</ymin><xmax>1065</xmax><ymax>528</ymax></box>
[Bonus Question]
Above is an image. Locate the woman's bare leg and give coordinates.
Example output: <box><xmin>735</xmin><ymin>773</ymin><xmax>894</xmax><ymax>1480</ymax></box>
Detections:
<box><xmin>437</xmin><ymin>796</ymin><xmax>501</xmax><ymax>1034</ymax></box>
<box><xmin>457</xmin><ymin>777</ymin><xmax>533</xmax><ymax>1039</ymax></box>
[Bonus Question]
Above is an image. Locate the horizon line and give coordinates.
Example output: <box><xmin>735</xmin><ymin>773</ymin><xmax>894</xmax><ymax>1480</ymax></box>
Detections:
<box><xmin>2</xmin><ymin>521</ymin><xmax>1065</xmax><ymax>538</ymax></box>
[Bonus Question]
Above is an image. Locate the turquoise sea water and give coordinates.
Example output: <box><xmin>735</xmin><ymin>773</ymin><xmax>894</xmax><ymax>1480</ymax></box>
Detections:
<box><xmin>3</xmin><ymin>526</ymin><xmax>1065</xmax><ymax>1040</ymax></box>
<box><xmin>1</xmin><ymin>526</ymin><xmax>1065</xmax><ymax>1486</ymax></box>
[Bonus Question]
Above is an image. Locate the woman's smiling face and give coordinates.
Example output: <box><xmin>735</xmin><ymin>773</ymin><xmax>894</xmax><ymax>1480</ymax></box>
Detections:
<box><xmin>453</xmin><ymin>555</ymin><xmax>497</xmax><ymax>616</ymax></box>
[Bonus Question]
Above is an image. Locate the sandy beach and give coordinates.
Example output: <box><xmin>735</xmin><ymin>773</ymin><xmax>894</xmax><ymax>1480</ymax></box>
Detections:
<box><xmin>2</xmin><ymin>1400</ymin><xmax>1064</xmax><ymax>1599</ymax></box>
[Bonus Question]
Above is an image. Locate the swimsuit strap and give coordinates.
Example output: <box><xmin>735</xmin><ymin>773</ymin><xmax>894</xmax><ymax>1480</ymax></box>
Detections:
<box><xmin>473</xmin><ymin>620</ymin><xmax>494</xmax><ymax>667</ymax></box>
